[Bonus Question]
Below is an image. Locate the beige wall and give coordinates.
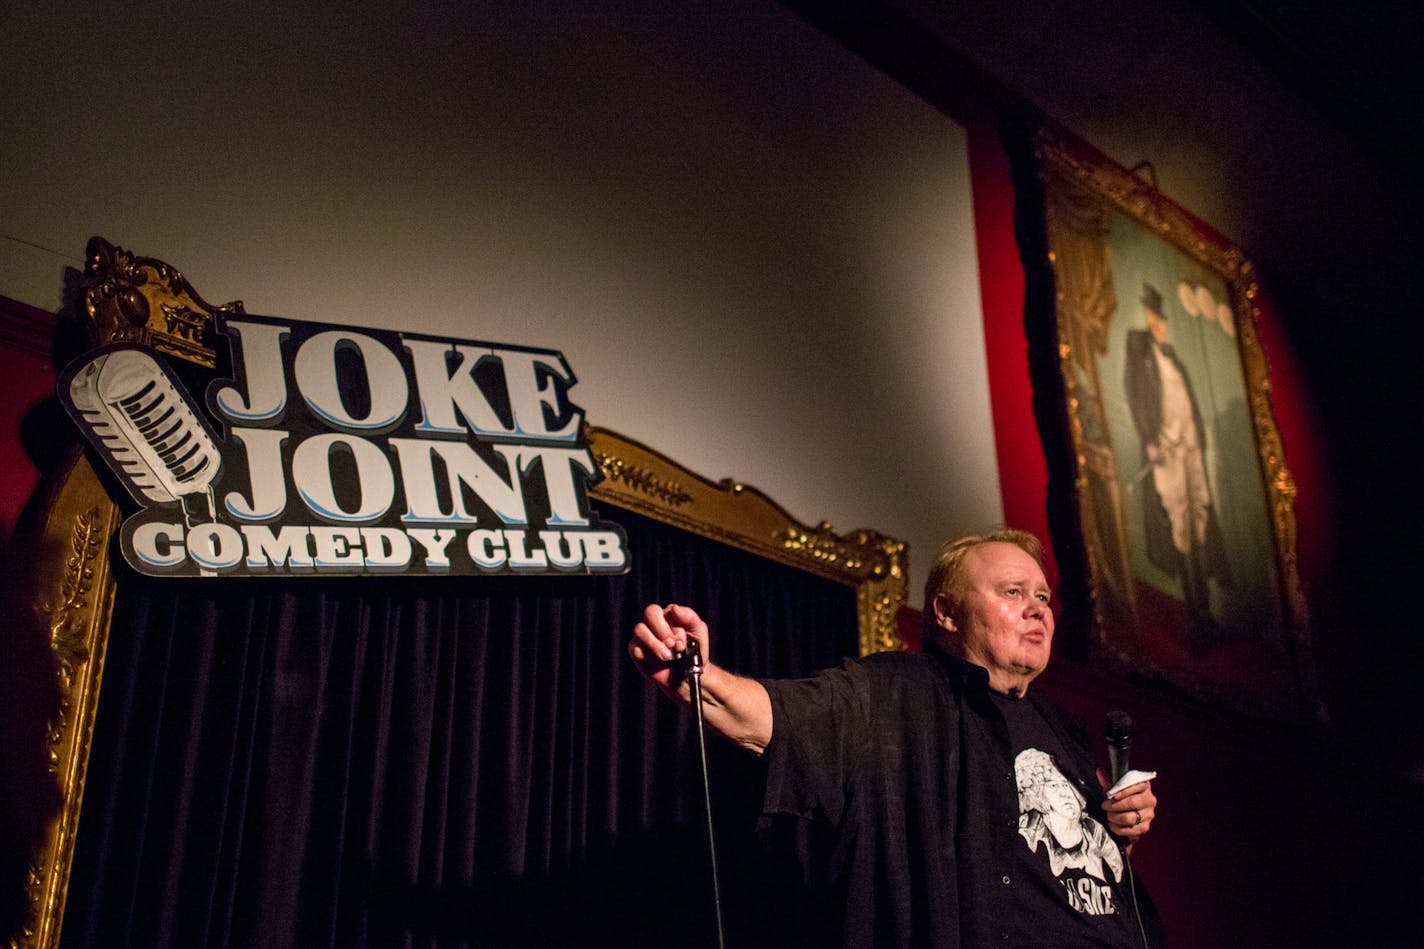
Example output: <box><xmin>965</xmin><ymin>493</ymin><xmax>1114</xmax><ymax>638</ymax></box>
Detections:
<box><xmin>0</xmin><ymin>1</ymin><xmax>1004</xmax><ymax>600</ymax></box>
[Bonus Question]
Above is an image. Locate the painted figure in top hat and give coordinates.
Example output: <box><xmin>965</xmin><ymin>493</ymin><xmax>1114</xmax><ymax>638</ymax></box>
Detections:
<box><xmin>1123</xmin><ymin>282</ymin><xmax>1230</xmax><ymax>655</ymax></box>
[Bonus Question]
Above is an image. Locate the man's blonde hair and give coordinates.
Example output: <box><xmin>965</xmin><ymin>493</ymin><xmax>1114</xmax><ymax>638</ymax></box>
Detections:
<box><xmin>921</xmin><ymin>528</ymin><xmax>1044</xmax><ymax>647</ymax></box>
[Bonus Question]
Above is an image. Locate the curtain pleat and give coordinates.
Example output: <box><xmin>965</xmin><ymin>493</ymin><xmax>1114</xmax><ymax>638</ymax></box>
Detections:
<box><xmin>63</xmin><ymin>507</ymin><xmax>858</xmax><ymax>948</ymax></box>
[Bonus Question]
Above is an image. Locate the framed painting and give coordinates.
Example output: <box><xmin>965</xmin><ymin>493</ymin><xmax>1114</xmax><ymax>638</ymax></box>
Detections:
<box><xmin>1031</xmin><ymin>128</ymin><xmax>1312</xmax><ymax>721</ymax></box>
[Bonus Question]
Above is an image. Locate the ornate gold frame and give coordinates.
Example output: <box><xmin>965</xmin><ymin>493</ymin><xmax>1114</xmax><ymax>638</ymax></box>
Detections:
<box><xmin>11</xmin><ymin>237</ymin><xmax>906</xmax><ymax>948</ymax></box>
<box><xmin>588</xmin><ymin>426</ymin><xmax>907</xmax><ymax>657</ymax></box>
<box><xmin>1033</xmin><ymin>128</ymin><xmax>1311</xmax><ymax>718</ymax></box>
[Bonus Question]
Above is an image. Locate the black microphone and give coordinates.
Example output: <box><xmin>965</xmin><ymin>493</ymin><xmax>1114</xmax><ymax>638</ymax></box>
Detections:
<box><xmin>1105</xmin><ymin>710</ymin><xmax>1132</xmax><ymax>785</ymax></box>
<box><xmin>1105</xmin><ymin>710</ymin><xmax>1152</xmax><ymax>949</ymax></box>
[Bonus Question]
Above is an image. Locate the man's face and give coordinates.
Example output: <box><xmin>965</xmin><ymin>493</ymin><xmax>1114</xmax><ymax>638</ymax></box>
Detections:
<box><xmin>940</xmin><ymin>542</ymin><xmax>1054</xmax><ymax>690</ymax></box>
<box><xmin>1146</xmin><ymin>308</ymin><xmax>1168</xmax><ymax>343</ymax></box>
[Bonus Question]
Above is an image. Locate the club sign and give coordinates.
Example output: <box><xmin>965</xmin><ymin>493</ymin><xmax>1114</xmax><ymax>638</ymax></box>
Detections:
<box><xmin>59</xmin><ymin>314</ymin><xmax>630</xmax><ymax>577</ymax></box>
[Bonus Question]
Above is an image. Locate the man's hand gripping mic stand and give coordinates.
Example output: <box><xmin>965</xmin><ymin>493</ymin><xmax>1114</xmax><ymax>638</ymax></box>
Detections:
<box><xmin>671</xmin><ymin>638</ymin><xmax>726</xmax><ymax>949</ymax></box>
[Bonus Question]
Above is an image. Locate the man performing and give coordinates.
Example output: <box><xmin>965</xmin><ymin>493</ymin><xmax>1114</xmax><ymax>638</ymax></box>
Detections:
<box><xmin>629</xmin><ymin>529</ymin><xmax>1160</xmax><ymax>947</ymax></box>
<box><xmin>1123</xmin><ymin>282</ymin><xmax>1229</xmax><ymax>655</ymax></box>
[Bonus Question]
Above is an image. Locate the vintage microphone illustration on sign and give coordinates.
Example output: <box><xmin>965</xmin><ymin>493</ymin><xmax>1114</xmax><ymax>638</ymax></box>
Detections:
<box><xmin>62</xmin><ymin>344</ymin><xmax>224</xmax><ymax>526</ymax></box>
<box><xmin>56</xmin><ymin>317</ymin><xmax>632</xmax><ymax>578</ymax></box>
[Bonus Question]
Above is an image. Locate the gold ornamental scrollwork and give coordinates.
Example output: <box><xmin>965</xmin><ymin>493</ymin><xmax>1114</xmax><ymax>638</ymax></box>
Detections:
<box><xmin>83</xmin><ymin>236</ymin><xmax>234</xmax><ymax>366</ymax></box>
<box><xmin>15</xmin><ymin>451</ymin><xmax>120</xmax><ymax>949</ymax></box>
<box><xmin>43</xmin><ymin>507</ymin><xmax>106</xmax><ymax>688</ymax></box>
<box><xmin>593</xmin><ymin>451</ymin><xmax>694</xmax><ymax>508</ymax></box>
<box><xmin>779</xmin><ymin>521</ymin><xmax>871</xmax><ymax>573</ymax></box>
<box><xmin>588</xmin><ymin>426</ymin><xmax>908</xmax><ymax>655</ymax></box>
<box><xmin>778</xmin><ymin>522</ymin><xmax>906</xmax><ymax>655</ymax></box>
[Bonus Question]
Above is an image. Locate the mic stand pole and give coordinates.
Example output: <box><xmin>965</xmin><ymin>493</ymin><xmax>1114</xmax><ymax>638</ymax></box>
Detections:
<box><xmin>682</xmin><ymin>639</ymin><xmax>726</xmax><ymax>949</ymax></box>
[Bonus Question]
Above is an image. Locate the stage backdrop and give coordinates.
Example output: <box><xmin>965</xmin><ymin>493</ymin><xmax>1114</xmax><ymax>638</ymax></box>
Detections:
<box><xmin>63</xmin><ymin>505</ymin><xmax>859</xmax><ymax>948</ymax></box>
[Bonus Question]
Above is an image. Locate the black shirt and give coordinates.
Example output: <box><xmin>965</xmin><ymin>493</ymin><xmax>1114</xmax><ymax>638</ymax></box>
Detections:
<box><xmin>759</xmin><ymin>648</ymin><xmax>1155</xmax><ymax>948</ymax></box>
<box><xmin>992</xmin><ymin>691</ymin><xmax>1138</xmax><ymax>945</ymax></box>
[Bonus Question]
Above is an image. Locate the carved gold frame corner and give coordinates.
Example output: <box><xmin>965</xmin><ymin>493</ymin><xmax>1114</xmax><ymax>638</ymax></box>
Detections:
<box><xmin>587</xmin><ymin>427</ymin><xmax>908</xmax><ymax>656</ymax></box>
<box><xmin>14</xmin><ymin>237</ymin><xmax>906</xmax><ymax>948</ymax></box>
<box><xmin>81</xmin><ymin>236</ymin><xmax>242</xmax><ymax>368</ymax></box>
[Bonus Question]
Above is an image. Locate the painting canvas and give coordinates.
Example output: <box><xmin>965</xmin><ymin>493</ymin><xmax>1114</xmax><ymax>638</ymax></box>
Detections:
<box><xmin>1034</xmin><ymin>129</ymin><xmax>1311</xmax><ymax>719</ymax></box>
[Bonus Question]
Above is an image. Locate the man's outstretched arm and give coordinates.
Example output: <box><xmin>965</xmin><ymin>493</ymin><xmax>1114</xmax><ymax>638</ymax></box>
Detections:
<box><xmin>627</xmin><ymin>603</ymin><xmax>773</xmax><ymax>755</ymax></box>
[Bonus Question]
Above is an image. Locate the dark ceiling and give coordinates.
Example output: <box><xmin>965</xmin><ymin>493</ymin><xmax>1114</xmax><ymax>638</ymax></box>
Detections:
<box><xmin>1193</xmin><ymin>0</ymin><xmax>1424</xmax><ymax>182</ymax></box>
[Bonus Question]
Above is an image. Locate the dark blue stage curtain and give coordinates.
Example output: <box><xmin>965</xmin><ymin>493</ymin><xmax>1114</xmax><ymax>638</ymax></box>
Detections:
<box><xmin>61</xmin><ymin>506</ymin><xmax>859</xmax><ymax>948</ymax></box>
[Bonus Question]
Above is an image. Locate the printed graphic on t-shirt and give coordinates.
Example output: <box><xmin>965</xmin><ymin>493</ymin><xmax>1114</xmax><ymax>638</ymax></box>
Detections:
<box><xmin>1014</xmin><ymin>748</ymin><xmax>1124</xmax><ymax>916</ymax></box>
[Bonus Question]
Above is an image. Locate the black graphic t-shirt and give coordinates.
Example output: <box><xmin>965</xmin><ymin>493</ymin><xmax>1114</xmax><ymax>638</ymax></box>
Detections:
<box><xmin>992</xmin><ymin>691</ymin><xmax>1140</xmax><ymax>947</ymax></box>
<box><xmin>758</xmin><ymin>649</ymin><xmax>1158</xmax><ymax>948</ymax></box>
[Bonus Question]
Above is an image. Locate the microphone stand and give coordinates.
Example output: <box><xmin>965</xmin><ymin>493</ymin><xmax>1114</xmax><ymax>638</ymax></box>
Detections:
<box><xmin>679</xmin><ymin>639</ymin><xmax>726</xmax><ymax>949</ymax></box>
